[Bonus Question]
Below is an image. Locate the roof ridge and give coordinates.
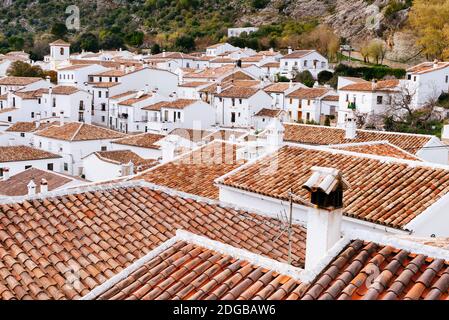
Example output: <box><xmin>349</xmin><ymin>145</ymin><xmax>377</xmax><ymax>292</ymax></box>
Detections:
<box><xmin>70</xmin><ymin>122</ymin><xmax>84</xmax><ymax>141</ymax></box>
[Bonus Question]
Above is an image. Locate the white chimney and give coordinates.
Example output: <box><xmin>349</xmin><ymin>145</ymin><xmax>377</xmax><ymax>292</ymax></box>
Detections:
<box><xmin>27</xmin><ymin>180</ymin><xmax>37</xmax><ymax>196</ymax></box>
<box><xmin>121</xmin><ymin>161</ymin><xmax>135</xmax><ymax>176</ymax></box>
<box><xmin>345</xmin><ymin>111</ymin><xmax>357</xmax><ymax>139</ymax></box>
<box><xmin>217</xmin><ymin>85</ymin><xmax>222</xmax><ymax>94</ymax></box>
<box><xmin>46</xmin><ymin>76</ymin><xmax>51</xmax><ymax>84</ymax></box>
<box><xmin>60</xmin><ymin>111</ymin><xmax>65</xmax><ymax>126</ymax></box>
<box><xmin>162</xmin><ymin>50</ymin><xmax>166</xmax><ymax>58</ymax></box>
<box><xmin>289</xmin><ymin>80</ymin><xmax>293</xmax><ymax>88</ymax></box>
<box><xmin>265</xmin><ymin>118</ymin><xmax>285</xmax><ymax>153</ymax></box>
<box><xmin>302</xmin><ymin>167</ymin><xmax>349</xmax><ymax>271</ymax></box>
<box><xmin>144</xmin><ymin>84</ymin><xmax>149</xmax><ymax>94</ymax></box>
<box><xmin>434</xmin><ymin>59</ymin><xmax>439</xmax><ymax>69</ymax></box>
<box><xmin>40</xmin><ymin>179</ymin><xmax>48</xmax><ymax>193</ymax></box>
<box><xmin>287</xmin><ymin>46</ymin><xmax>293</xmax><ymax>55</ymax></box>
<box><xmin>161</xmin><ymin>136</ymin><xmax>178</xmax><ymax>162</ymax></box>
<box><xmin>2</xmin><ymin>168</ymin><xmax>10</xmax><ymax>181</ymax></box>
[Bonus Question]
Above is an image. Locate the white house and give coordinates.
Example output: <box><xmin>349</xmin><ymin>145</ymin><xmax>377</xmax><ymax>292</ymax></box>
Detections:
<box><xmin>206</xmin><ymin>43</ymin><xmax>239</xmax><ymax>57</ymax></box>
<box><xmin>285</xmin><ymin>87</ymin><xmax>337</xmax><ymax>123</ymax></box>
<box><xmin>337</xmin><ymin>79</ymin><xmax>400</xmax><ymax>127</ymax></box>
<box><xmin>145</xmin><ymin>52</ymin><xmax>197</xmax><ymax>72</ymax></box>
<box><xmin>0</xmin><ymin>76</ymin><xmax>49</xmax><ymax>95</ymax></box>
<box><xmin>143</xmin><ymin>99</ymin><xmax>216</xmax><ymax>134</ymax></box>
<box><xmin>406</xmin><ymin>61</ymin><xmax>449</xmax><ymax>107</ymax></box>
<box><xmin>214</xmin><ymin>86</ymin><xmax>272</xmax><ymax>128</ymax></box>
<box><xmin>47</xmin><ymin>39</ymin><xmax>71</xmax><ymax>70</ymax></box>
<box><xmin>57</xmin><ymin>64</ymin><xmax>109</xmax><ymax>87</ymax></box>
<box><xmin>177</xmin><ymin>81</ymin><xmax>211</xmax><ymax>99</ymax></box>
<box><xmin>109</xmin><ymin>90</ymin><xmax>166</xmax><ymax>134</ymax></box>
<box><xmin>0</xmin><ymin>145</ymin><xmax>62</xmax><ymax>178</ymax></box>
<box><xmin>4</xmin><ymin>120</ymin><xmax>59</xmax><ymax>146</ymax></box>
<box><xmin>33</xmin><ymin>122</ymin><xmax>125</xmax><ymax>176</ymax></box>
<box><xmin>82</xmin><ymin>149</ymin><xmax>157</xmax><ymax>182</ymax></box>
<box><xmin>280</xmin><ymin>49</ymin><xmax>329</xmax><ymax>79</ymax></box>
<box><xmin>253</xmin><ymin>108</ymin><xmax>290</xmax><ymax>131</ymax></box>
<box><xmin>263</xmin><ymin>82</ymin><xmax>307</xmax><ymax>110</ymax></box>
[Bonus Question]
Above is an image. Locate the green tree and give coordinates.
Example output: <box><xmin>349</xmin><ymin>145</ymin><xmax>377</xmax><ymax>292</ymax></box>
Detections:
<box><xmin>51</xmin><ymin>22</ymin><xmax>68</xmax><ymax>39</ymax></box>
<box><xmin>8</xmin><ymin>36</ymin><xmax>24</xmax><ymax>51</ymax></box>
<box><xmin>175</xmin><ymin>35</ymin><xmax>195</xmax><ymax>52</ymax></box>
<box><xmin>151</xmin><ymin>43</ymin><xmax>161</xmax><ymax>54</ymax></box>
<box><xmin>125</xmin><ymin>31</ymin><xmax>144</xmax><ymax>47</ymax></box>
<box><xmin>318</xmin><ymin>70</ymin><xmax>334</xmax><ymax>85</ymax></box>
<box><xmin>7</xmin><ymin>61</ymin><xmax>45</xmax><ymax>78</ymax></box>
<box><xmin>78</xmin><ymin>33</ymin><xmax>99</xmax><ymax>52</ymax></box>
<box><xmin>295</xmin><ymin>70</ymin><xmax>315</xmax><ymax>87</ymax></box>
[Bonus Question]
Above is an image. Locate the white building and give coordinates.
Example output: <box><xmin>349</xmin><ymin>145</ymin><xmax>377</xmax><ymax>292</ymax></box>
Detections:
<box><xmin>215</xmin><ymin>86</ymin><xmax>272</xmax><ymax>128</ymax></box>
<box><xmin>206</xmin><ymin>43</ymin><xmax>239</xmax><ymax>57</ymax></box>
<box><xmin>57</xmin><ymin>64</ymin><xmax>109</xmax><ymax>87</ymax></box>
<box><xmin>280</xmin><ymin>49</ymin><xmax>329</xmax><ymax>79</ymax></box>
<box><xmin>33</xmin><ymin>122</ymin><xmax>125</xmax><ymax>176</ymax></box>
<box><xmin>0</xmin><ymin>76</ymin><xmax>49</xmax><ymax>95</ymax></box>
<box><xmin>337</xmin><ymin>79</ymin><xmax>400</xmax><ymax>127</ymax></box>
<box><xmin>82</xmin><ymin>150</ymin><xmax>157</xmax><ymax>182</ymax></box>
<box><xmin>0</xmin><ymin>145</ymin><xmax>62</xmax><ymax>177</ymax></box>
<box><xmin>227</xmin><ymin>27</ymin><xmax>259</xmax><ymax>38</ymax></box>
<box><xmin>285</xmin><ymin>87</ymin><xmax>338</xmax><ymax>123</ymax></box>
<box><xmin>144</xmin><ymin>99</ymin><xmax>216</xmax><ymax>134</ymax></box>
<box><xmin>110</xmin><ymin>132</ymin><xmax>164</xmax><ymax>159</ymax></box>
<box><xmin>145</xmin><ymin>52</ymin><xmax>197</xmax><ymax>72</ymax></box>
<box><xmin>406</xmin><ymin>61</ymin><xmax>449</xmax><ymax>107</ymax></box>
<box><xmin>263</xmin><ymin>82</ymin><xmax>307</xmax><ymax>110</ymax></box>
<box><xmin>47</xmin><ymin>39</ymin><xmax>71</xmax><ymax>70</ymax></box>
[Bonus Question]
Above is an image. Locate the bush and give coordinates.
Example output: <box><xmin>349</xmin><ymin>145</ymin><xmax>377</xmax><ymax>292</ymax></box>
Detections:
<box><xmin>318</xmin><ymin>70</ymin><xmax>334</xmax><ymax>85</ymax></box>
<box><xmin>334</xmin><ymin>63</ymin><xmax>406</xmax><ymax>80</ymax></box>
<box><xmin>295</xmin><ymin>70</ymin><xmax>315</xmax><ymax>87</ymax></box>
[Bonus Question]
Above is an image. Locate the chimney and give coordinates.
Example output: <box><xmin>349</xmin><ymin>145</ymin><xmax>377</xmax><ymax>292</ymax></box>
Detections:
<box><xmin>289</xmin><ymin>80</ymin><xmax>293</xmax><ymax>88</ymax></box>
<box><xmin>217</xmin><ymin>85</ymin><xmax>222</xmax><ymax>94</ymax></box>
<box><xmin>40</xmin><ymin>179</ymin><xmax>48</xmax><ymax>193</ymax></box>
<box><xmin>8</xmin><ymin>138</ymin><xmax>15</xmax><ymax>146</ymax></box>
<box><xmin>2</xmin><ymin>168</ymin><xmax>10</xmax><ymax>181</ymax></box>
<box><xmin>266</xmin><ymin>118</ymin><xmax>285</xmax><ymax>153</ymax></box>
<box><xmin>121</xmin><ymin>161</ymin><xmax>135</xmax><ymax>176</ymax></box>
<box><xmin>345</xmin><ymin>111</ymin><xmax>357</xmax><ymax>139</ymax></box>
<box><xmin>434</xmin><ymin>59</ymin><xmax>439</xmax><ymax>68</ymax></box>
<box><xmin>59</xmin><ymin>111</ymin><xmax>65</xmax><ymax>126</ymax></box>
<box><xmin>371</xmin><ymin>79</ymin><xmax>377</xmax><ymax>90</ymax></box>
<box><xmin>162</xmin><ymin>50</ymin><xmax>166</xmax><ymax>58</ymax></box>
<box><xmin>161</xmin><ymin>136</ymin><xmax>177</xmax><ymax>162</ymax></box>
<box><xmin>302</xmin><ymin>167</ymin><xmax>349</xmax><ymax>271</ymax></box>
<box><xmin>270</xmin><ymin>47</ymin><xmax>274</xmax><ymax>53</ymax></box>
<box><xmin>313</xmin><ymin>81</ymin><xmax>319</xmax><ymax>88</ymax></box>
<box><xmin>27</xmin><ymin>180</ymin><xmax>37</xmax><ymax>196</ymax></box>
<box><xmin>144</xmin><ymin>84</ymin><xmax>149</xmax><ymax>94</ymax></box>
<box><xmin>287</xmin><ymin>46</ymin><xmax>293</xmax><ymax>55</ymax></box>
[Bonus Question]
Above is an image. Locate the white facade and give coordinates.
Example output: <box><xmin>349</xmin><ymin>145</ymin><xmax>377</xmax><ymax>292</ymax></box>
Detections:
<box><xmin>206</xmin><ymin>43</ymin><xmax>239</xmax><ymax>57</ymax></box>
<box><xmin>0</xmin><ymin>157</ymin><xmax>63</xmax><ymax>177</ymax></box>
<box><xmin>41</xmin><ymin>89</ymin><xmax>93</xmax><ymax>123</ymax></box>
<box><xmin>228</xmin><ymin>27</ymin><xmax>259</xmax><ymax>38</ymax></box>
<box><xmin>280</xmin><ymin>50</ymin><xmax>329</xmax><ymax>79</ymax></box>
<box><xmin>57</xmin><ymin>64</ymin><xmax>109</xmax><ymax>87</ymax></box>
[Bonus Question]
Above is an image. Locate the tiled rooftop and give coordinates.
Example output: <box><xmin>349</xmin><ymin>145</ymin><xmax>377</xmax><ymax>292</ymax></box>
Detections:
<box><xmin>35</xmin><ymin>122</ymin><xmax>126</xmax><ymax>141</ymax></box>
<box><xmin>216</xmin><ymin>86</ymin><xmax>259</xmax><ymax>98</ymax></box>
<box><xmin>112</xmin><ymin>132</ymin><xmax>163</xmax><ymax>149</ymax></box>
<box><xmin>219</xmin><ymin>145</ymin><xmax>449</xmax><ymax>230</ymax></box>
<box><xmin>0</xmin><ymin>145</ymin><xmax>61</xmax><ymax>163</ymax></box>
<box><xmin>6</xmin><ymin>121</ymin><xmax>59</xmax><ymax>133</ymax></box>
<box><xmin>96</xmin><ymin>240</ymin><xmax>303</xmax><ymax>300</ymax></box>
<box><xmin>0</xmin><ymin>182</ymin><xmax>307</xmax><ymax>299</ymax></box>
<box><xmin>135</xmin><ymin>141</ymin><xmax>246</xmax><ymax>199</ymax></box>
<box><xmin>283</xmin><ymin>123</ymin><xmax>433</xmax><ymax>155</ymax></box>
<box><xmin>339</xmin><ymin>79</ymin><xmax>399</xmax><ymax>92</ymax></box>
<box><xmin>0</xmin><ymin>76</ymin><xmax>42</xmax><ymax>86</ymax></box>
<box><xmin>286</xmin><ymin>87</ymin><xmax>331</xmax><ymax>99</ymax></box>
<box><xmin>331</xmin><ymin>142</ymin><xmax>422</xmax><ymax>161</ymax></box>
<box><xmin>94</xmin><ymin>150</ymin><xmax>158</xmax><ymax>171</ymax></box>
<box><xmin>299</xmin><ymin>239</ymin><xmax>449</xmax><ymax>300</ymax></box>
<box><xmin>254</xmin><ymin>108</ymin><xmax>284</xmax><ymax>118</ymax></box>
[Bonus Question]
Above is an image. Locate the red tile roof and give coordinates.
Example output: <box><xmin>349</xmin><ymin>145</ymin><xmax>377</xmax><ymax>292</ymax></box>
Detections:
<box><xmin>286</xmin><ymin>87</ymin><xmax>331</xmax><ymax>99</ymax></box>
<box><xmin>0</xmin><ymin>76</ymin><xmax>43</xmax><ymax>86</ymax></box>
<box><xmin>142</xmin><ymin>99</ymin><xmax>198</xmax><ymax>111</ymax></box>
<box><xmin>282</xmin><ymin>50</ymin><xmax>315</xmax><ymax>59</ymax></box>
<box><xmin>299</xmin><ymin>239</ymin><xmax>449</xmax><ymax>300</ymax></box>
<box><xmin>135</xmin><ymin>141</ymin><xmax>245</xmax><ymax>199</ymax></box>
<box><xmin>0</xmin><ymin>182</ymin><xmax>307</xmax><ymax>299</ymax></box>
<box><xmin>283</xmin><ymin>123</ymin><xmax>433</xmax><ymax>155</ymax></box>
<box><xmin>332</xmin><ymin>142</ymin><xmax>421</xmax><ymax>161</ymax></box>
<box><xmin>218</xmin><ymin>145</ymin><xmax>449</xmax><ymax>230</ymax></box>
<box><xmin>339</xmin><ymin>79</ymin><xmax>399</xmax><ymax>92</ymax></box>
<box><xmin>0</xmin><ymin>145</ymin><xmax>61</xmax><ymax>163</ymax></box>
<box><xmin>6</xmin><ymin>121</ymin><xmax>59</xmax><ymax>133</ymax></box>
<box><xmin>216</xmin><ymin>86</ymin><xmax>259</xmax><ymax>98</ymax></box>
<box><xmin>93</xmin><ymin>150</ymin><xmax>158</xmax><ymax>171</ymax></box>
<box><xmin>35</xmin><ymin>123</ymin><xmax>126</xmax><ymax>141</ymax></box>
<box><xmin>112</xmin><ymin>132</ymin><xmax>163</xmax><ymax>149</ymax></box>
<box><xmin>96</xmin><ymin>240</ymin><xmax>303</xmax><ymax>300</ymax></box>
<box><xmin>254</xmin><ymin>108</ymin><xmax>285</xmax><ymax>118</ymax></box>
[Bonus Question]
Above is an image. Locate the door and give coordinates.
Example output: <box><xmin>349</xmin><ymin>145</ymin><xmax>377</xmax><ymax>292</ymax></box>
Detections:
<box><xmin>297</xmin><ymin>111</ymin><xmax>302</xmax><ymax>121</ymax></box>
<box><xmin>231</xmin><ymin>112</ymin><xmax>236</xmax><ymax>123</ymax></box>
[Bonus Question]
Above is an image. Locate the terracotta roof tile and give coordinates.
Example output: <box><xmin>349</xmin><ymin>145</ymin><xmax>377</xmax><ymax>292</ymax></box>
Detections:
<box><xmin>119</xmin><ymin>93</ymin><xmax>153</xmax><ymax>106</ymax></box>
<box><xmin>216</xmin><ymin>86</ymin><xmax>259</xmax><ymax>98</ymax></box>
<box><xmin>93</xmin><ymin>150</ymin><xmax>158</xmax><ymax>171</ymax></box>
<box><xmin>35</xmin><ymin>123</ymin><xmax>126</xmax><ymax>141</ymax></box>
<box><xmin>283</xmin><ymin>123</ymin><xmax>433</xmax><ymax>155</ymax></box>
<box><xmin>282</xmin><ymin>50</ymin><xmax>315</xmax><ymax>59</ymax></box>
<box><xmin>332</xmin><ymin>142</ymin><xmax>421</xmax><ymax>161</ymax></box>
<box><xmin>142</xmin><ymin>99</ymin><xmax>198</xmax><ymax>111</ymax></box>
<box><xmin>112</xmin><ymin>133</ymin><xmax>163</xmax><ymax>149</ymax></box>
<box><xmin>135</xmin><ymin>141</ymin><xmax>245</xmax><ymax>199</ymax></box>
<box><xmin>97</xmin><ymin>241</ymin><xmax>303</xmax><ymax>300</ymax></box>
<box><xmin>340</xmin><ymin>80</ymin><xmax>399</xmax><ymax>92</ymax></box>
<box><xmin>6</xmin><ymin>121</ymin><xmax>59</xmax><ymax>133</ymax></box>
<box><xmin>286</xmin><ymin>87</ymin><xmax>331</xmax><ymax>99</ymax></box>
<box><xmin>219</xmin><ymin>145</ymin><xmax>449</xmax><ymax>229</ymax></box>
<box><xmin>0</xmin><ymin>145</ymin><xmax>61</xmax><ymax>163</ymax></box>
<box><xmin>0</xmin><ymin>182</ymin><xmax>307</xmax><ymax>299</ymax></box>
<box><xmin>0</xmin><ymin>77</ymin><xmax>42</xmax><ymax>86</ymax></box>
<box><xmin>298</xmin><ymin>240</ymin><xmax>449</xmax><ymax>300</ymax></box>
<box><xmin>254</xmin><ymin>108</ymin><xmax>284</xmax><ymax>118</ymax></box>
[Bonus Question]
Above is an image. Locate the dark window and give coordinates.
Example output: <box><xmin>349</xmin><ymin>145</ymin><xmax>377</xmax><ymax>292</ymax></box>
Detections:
<box><xmin>25</xmin><ymin>165</ymin><xmax>32</xmax><ymax>170</ymax></box>
<box><xmin>101</xmin><ymin>116</ymin><xmax>105</xmax><ymax>122</ymax></box>
<box><xmin>408</xmin><ymin>74</ymin><xmax>412</xmax><ymax>80</ymax></box>
<box><xmin>231</xmin><ymin>112</ymin><xmax>236</xmax><ymax>123</ymax></box>
<box><xmin>7</xmin><ymin>116</ymin><xmax>11</xmax><ymax>122</ymax></box>
<box><xmin>101</xmin><ymin>103</ymin><xmax>106</xmax><ymax>111</ymax></box>
<box><xmin>20</xmin><ymin>133</ymin><xmax>25</xmax><ymax>137</ymax></box>
<box><xmin>60</xmin><ymin>47</ymin><xmax>64</xmax><ymax>55</ymax></box>
<box><xmin>0</xmin><ymin>168</ymin><xmax>3</xmax><ymax>177</ymax></box>
<box><xmin>377</xmin><ymin>96</ymin><xmax>383</xmax><ymax>104</ymax></box>
<box><xmin>31</xmin><ymin>112</ymin><xmax>35</xmax><ymax>118</ymax></box>
<box><xmin>446</xmin><ymin>75</ymin><xmax>449</xmax><ymax>83</ymax></box>
<box><xmin>98</xmin><ymin>91</ymin><xmax>102</xmax><ymax>98</ymax></box>
<box><xmin>101</xmin><ymin>146</ymin><xmax>107</xmax><ymax>151</ymax></box>
<box><xmin>64</xmin><ymin>163</ymin><xmax>68</xmax><ymax>171</ymax></box>
<box><xmin>47</xmin><ymin>163</ymin><xmax>54</xmax><ymax>171</ymax></box>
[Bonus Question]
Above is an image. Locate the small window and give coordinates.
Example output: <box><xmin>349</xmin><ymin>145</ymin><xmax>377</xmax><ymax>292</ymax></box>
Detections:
<box><xmin>47</xmin><ymin>163</ymin><xmax>54</xmax><ymax>171</ymax></box>
<box><xmin>60</xmin><ymin>47</ymin><xmax>64</xmax><ymax>55</ymax></box>
<box><xmin>25</xmin><ymin>165</ymin><xmax>32</xmax><ymax>170</ymax></box>
<box><xmin>101</xmin><ymin>146</ymin><xmax>107</xmax><ymax>151</ymax></box>
<box><xmin>239</xmin><ymin>99</ymin><xmax>242</xmax><ymax>104</ymax></box>
<box><xmin>377</xmin><ymin>96</ymin><xmax>383</xmax><ymax>105</ymax></box>
<box><xmin>7</xmin><ymin>116</ymin><xmax>12</xmax><ymax>122</ymax></box>
<box><xmin>101</xmin><ymin>116</ymin><xmax>105</xmax><ymax>122</ymax></box>
<box><xmin>20</xmin><ymin>133</ymin><xmax>25</xmax><ymax>137</ymax></box>
<box><xmin>446</xmin><ymin>75</ymin><xmax>449</xmax><ymax>83</ymax></box>
<box><xmin>98</xmin><ymin>91</ymin><xmax>102</xmax><ymax>98</ymax></box>
<box><xmin>31</xmin><ymin>112</ymin><xmax>35</xmax><ymax>118</ymax></box>
<box><xmin>64</xmin><ymin>163</ymin><xmax>69</xmax><ymax>171</ymax></box>
<box><xmin>408</xmin><ymin>74</ymin><xmax>412</xmax><ymax>80</ymax></box>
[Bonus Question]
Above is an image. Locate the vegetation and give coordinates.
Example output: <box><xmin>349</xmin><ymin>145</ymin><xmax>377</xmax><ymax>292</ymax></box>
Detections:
<box><xmin>7</xmin><ymin>61</ymin><xmax>57</xmax><ymax>82</ymax></box>
<box><xmin>333</xmin><ymin>64</ymin><xmax>406</xmax><ymax>81</ymax></box>
<box><xmin>294</xmin><ymin>70</ymin><xmax>315</xmax><ymax>88</ymax></box>
<box><xmin>409</xmin><ymin>0</ymin><xmax>449</xmax><ymax>59</ymax></box>
<box><xmin>359</xmin><ymin>39</ymin><xmax>387</xmax><ymax>65</ymax></box>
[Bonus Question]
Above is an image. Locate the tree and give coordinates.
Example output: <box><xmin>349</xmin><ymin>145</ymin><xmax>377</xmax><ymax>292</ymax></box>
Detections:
<box><xmin>175</xmin><ymin>35</ymin><xmax>195</xmax><ymax>52</ymax></box>
<box><xmin>100</xmin><ymin>34</ymin><xmax>125</xmax><ymax>50</ymax></box>
<box><xmin>367</xmin><ymin>39</ymin><xmax>387</xmax><ymax>65</ymax></box>
<box><xmin>7</xmin><ymin>61</ymin><xmax>45</xmax><ymax>78</ymax></box>
<box><xmin>300</xmin><ymin>25</ymin><xmax>340</xmax><ymax>61</ymax></box>
<box><xmin>8</xmin><ymin>36</ymin><xmax>24</xmax><ymax>51</ymax></box>
<box><xmin>125</xmin><ymin>31</ymin><xmax>144</xmax><ymax>47</ymax></box>
<box><xmin>151</xmin><ymin>43</ymin><xmax>161</xmax><ymax>54</ymax></box>
<box><xmin>51</xmin><ymin>22</ymin><xmax>68</xmax><ymax>39</ymax></box>
<box><xmin>409</xmin><ymin>0</ymin><xmax>449</xmax><ymax>59</ymax></box>
<box><xmin>318</xmin><ymin>70</ymin><xmax>334</xmax><ymax>85</ymax></box>
<box><xmin>295</xmin><ymin>70</ymin><xmax>315</xmax><ymax>87</ymax></box>
<box><xmin>78</xmin><ymin>33</ymin><xmax>99</xmax><ymax>52</ymax></box>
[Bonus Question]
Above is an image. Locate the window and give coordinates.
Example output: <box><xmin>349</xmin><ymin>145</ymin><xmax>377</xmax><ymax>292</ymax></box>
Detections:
<box><xmin>0</xmin><ymin>168</ymin><xmax>3</xmax><ymax>177</ymax></box>
<box><xmin>31</xmin><ymin>112</ymin><xmax>35</xmax><ymax>118</ymax></box>
<box><xmin>307</xmin><ymin>100</ymin><xmax>311</xmax><ymax>106</ymax></box>
<box><xmin>231</xmin><ymin>112</ymin><xmax>236</xmax><ymax>123</ymax></box>
<box><xmin>414</xmin><ymin>76</ymin><xmax>417</xmax><ymax>82</ymax></box>
<box><xmin>408</xmin><ymin>74</ymin><xmax>412</xmax><ymax>80</ymax></box>
<box><xmin>98</xmin><ymin>91</ymin><xmax>102</xmax><ymax>98</ymax></box>
<box><xmin>377</xmin><ymin>96</ymin><xmax>383</xmax><ymax>104</ymax></box>
<box><xmin>12</xmin><ymin>97</ymin><xmax>15</xmax><ymax>107</ymax></box>
<box><xmin>105</xmin><ymin>91</ymin><xmax>109</xmax><ymax>98</ymax></box>
<box><xmin>289</xmin><ymin>98</ymin><xmax>293</xmax><ymax>104</ymax></box>
<box><xmin>7</xmin><ymin>116</ymin><xmax>11</xmax><ymax>122</ymax></box>
<box><xmin>79</xmin><ymin>100</ymin><xmax>84</xmax><ymax>110</ymax></box>
<box><xmin>321</xmin><ymin>62</ymin><xmax>326</xmax><ymax>68</ymax></box>
<box><xmin>47</xmin><ymin>163</ymin><xmax>54</xmax><ymax>171</ymax></box>
<box><xmin>304</xmin><ymin>60</ymin><xmax>308</xmax><ymax>67</ymax></box>
<box><xmin>115</xmin><ymin>77</ymin><xmax>118</xmax><ymax>82</ymax></box>
<box><xmin>20</xmin><ymin>133</ymin><xmax>25</xmax><ymax>137</ymax></box>
<box><xmin>232</xmin><ymin>98</ymin><xmax>235</xmax><ymax>106</ymax></box>
<box><xmin>25</xmin><ymin>165</ymin><xmax>32</xmax><ymax>170</ymax></box>
<box><xmin>60</xmin><ymin>47</ymin><xmax>64</xmax><ymax>55</ymax></box>
<box><xmin>101</xmin><ymin>116</ymin><xmax>106</xmax><ymax>122</ymax></box>
<box><xmin>446</xmin><ymin>75</ymin><xmax>449</xmax><ymax>83</ymax></box>
<box><xmin>53</xmin><ymin>98</ymin><xmax>56</xmax><ymax>108</ymax></box>
<box><xmin>101</xmin><ymin>146</ymin><xmax>107</xmax><ymax>151</ymax></box>
<box><xmin>239</xmin><ymin>99</ymin><xmax>242</xmax><ymax>104</ymax></box>
<box><xmin>38</xmin><ymin>98</ymin><xmax>41</xmax><ymax>104</ymax></box>
<box><xmin>64</xmin><ymin>163</ymin><xmax>69</xmax><ymax>171</ymax></box>
<box><xmin>101</xmin><ymin>103</ymin><xmax>106</xmax><ymax>111</ymax></box>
